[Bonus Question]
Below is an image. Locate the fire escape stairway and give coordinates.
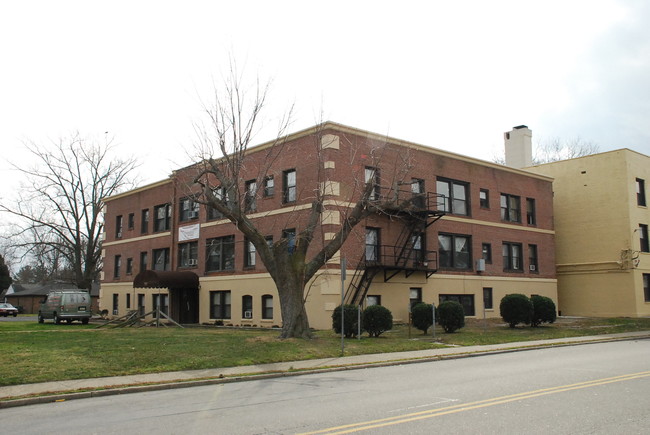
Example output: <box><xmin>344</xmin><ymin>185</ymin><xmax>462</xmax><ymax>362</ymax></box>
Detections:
<box><xmin>343</xmin><ymin>191</ymin><xmax>446</xmax><ymax>306</ymax></box>
<box><xmin>344</xmin><ymin>262</ymin><xmax>381</xmax><ymax>306</ymax></box>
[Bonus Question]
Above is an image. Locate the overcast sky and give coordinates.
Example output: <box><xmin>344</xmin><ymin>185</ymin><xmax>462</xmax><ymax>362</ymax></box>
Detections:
<box><xmin>1</xmin><ymin>0</ymin><xmax>649</xmax><ymax>200</ymax></box>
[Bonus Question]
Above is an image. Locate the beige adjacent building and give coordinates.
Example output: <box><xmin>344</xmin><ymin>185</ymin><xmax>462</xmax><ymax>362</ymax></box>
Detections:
<box><xmin>526</xmin><ymin>149</ymin><xmax>650</xmax><ymax>317</ymax></box>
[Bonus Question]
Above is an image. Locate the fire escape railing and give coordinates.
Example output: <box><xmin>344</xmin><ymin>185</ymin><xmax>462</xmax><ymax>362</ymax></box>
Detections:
<box><xmin>343</xmin><ymin>188</ymin><xmax>446</xmax><ymax>306</ymax></box>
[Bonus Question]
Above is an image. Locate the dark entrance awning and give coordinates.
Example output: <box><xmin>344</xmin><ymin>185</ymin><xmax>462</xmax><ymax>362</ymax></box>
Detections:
<box><xmin>133</xmin><ymin>270</ymin><xmax>199</xmax><ymax>290</ymax></box>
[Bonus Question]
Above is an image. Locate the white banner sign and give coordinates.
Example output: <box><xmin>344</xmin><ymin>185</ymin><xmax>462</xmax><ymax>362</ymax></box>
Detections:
<box><xmin>178</xmin><ymin>224</ymin><xmax>200</xmax><ymax>241</ymax></box>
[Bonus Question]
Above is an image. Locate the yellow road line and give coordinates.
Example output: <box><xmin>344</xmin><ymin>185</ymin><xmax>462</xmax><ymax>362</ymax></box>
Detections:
<box><xmin>298</xmin><ymin>371</ymin><xmax>650</xmax><ymax>435</ymax></box>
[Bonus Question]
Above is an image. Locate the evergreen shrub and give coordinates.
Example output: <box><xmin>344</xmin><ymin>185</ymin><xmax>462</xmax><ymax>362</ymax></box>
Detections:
<box><xmin>437</xmin><ymin>300</ymin><xmax>465</xmax><ymax>333</ymax></box>
<box><xmin>500</xmin><ymin>293</ymin><xmax>533</xmax><ymax>328</ymax></box>
<box><xmin>362</xmin><ymin>305</ymin><xmax>393</xmax><ymax>337</ymax></box>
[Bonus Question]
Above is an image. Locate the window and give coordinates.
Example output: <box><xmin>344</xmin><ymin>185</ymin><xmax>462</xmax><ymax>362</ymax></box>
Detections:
<box><xmin>438</xmin><ymin>233</ymin><xmax>471</xmax><ymax>269</ymax></box>
<box><xmin>152</xmin><ymin>248</ymin><xmax>170</xmax><ymax>271</ymax></box>
<box><xmin>179</xmin><ymin>197</ymin><xmax>199</xmax><ymax>222</ymax></box>
<box><xmin>140</xmin><ymin>251</ymin><xmax>148</xmax><ymax>272</ymax></box>
<box><xmin>283</xmin><ymin>228</ymin><xmax>296</xmax><ymax>254</ymax></box>
<box><xmin>262</xmin><ymin>294</ymin><xmax>273</xmax><ymax>319</ymax></box>
<box><xmin>141</xmin><ymin>209</ymin><xmax>149</xmax><ymax>234</ymax></box>
<box><xmin>112</xmin><ymin>294</ymin><xmax>119</xmax><ymax>315</ymax></box>
<box><xmin>126</xmin><ymin>293</ymin><xmax>131</xmax><ymax>309</ymax></box>
<box><xmin>116</xmin><ymin>215</ymin><xmax>123</xmax><ymax>238</ymax></box>
<box><xmin>365</xmin><ymin>227</ymin><xmax>380</xmax><ymax>262</ymax></box>
<box><xmin>483</xmin><ymin>288</ymin><xmax>493</xmax><ymax>310</ymax></box>
<box><xmin>500</xmin><ymin>194</ymin><xmax>521</xmax><ymax>222</ymax></box>
<box><xmin>137</xmin><ymin>294</ymin><xmax>145</xmax><ymax>315</ymax></box>
<box><xmin>482</xmin><ymin>243</ymin><xmax>492</xmax><ymax>263</ymax></box>
<box><xmin>206</xmin><ymin>236</ymin><xmax>235</xmax><ymax>271</ymax></box>
<box><xmin>178</xmin><ymin>241</ymin><xmax>198</xmax><ymax>268</ymax></box>
<box><xmin>526</xmin><ymin>198</ymin><xmax>536</xmax><ymax>225</ymax></box>
<box><xmin>411</xmin><ymin>233</ymin><xmax>425</xmax><ymax>265</ymax></box>
<box><xmin>264</xmin><ymin>176</ymin><xmax>274</xmax><ymax>197</ymax></box>
<box><xmin>437</xmin><ymin>178</ymin><xmax>469</xmax><ymax>215</ymax></box>
<box><xmin>644</xmin><ymin>274</ymin><xmax>650</xmax><ymax>302</ymax></box>
<box><xmin>152</xmin><ymin>293</ymin><xmax>169</xmax><ymax>316</ymax></box>
<box><xmin>210</xmin><ymin>291</ymin><xmax>231</xmax><ymax>319</ymax></box>
<box><xmin>207</xmin><ymin>187</ymin><xmax>227</xmax><ymax>220</ymax></box>
<box><xmin>529</xmin><ymin>244</ymin><xmax>539</xmax><ymax>272</ymax></box>
<box><xmin>366</xmin><ymin>295</ymin><xmax>381</xmax><ymax>306</ymax></box>
<box><xmin>242</xmin><ymin>295</ymin><xmax>253</xmax><ymax>319</ymax></box>
<box><xmin>244</xmin><ymin>239</ymin><xmax>256</xmax><ymax>267</ymax></box>
<box><xmin>479</xmin><ymin>189</ymin><xmax>489</xmax><ymax>209</ymax></box>
<box><xmin>128</xmin><ymin>213</ymin><xmax>135</xmax><ymax>230</ymax></box>
<box><xmin>409</xmin><ymin>288</ymin><xmax>422</xmax><ymax>310</ymax></box>
<box><xmin>637</xmin><ymin>178</ymin><xmax>646</xmax><ymax>207</ymax></box>
<box><xmin>245</xmin><ymin>180</ymin><xmax>257</xmax><ymax>212</ymax></box>
<box><xmin>640</xmin><ymin>224</ymin><xmax>649</xmax><ymax>252</ymax></box>
<box><xmin>439</xmin><ymin>294</ymin><xmax>475</xmax><ymax>316</ymax></box>
<box><xmin>114</xmin><ymin>255</ymin><xmax>121</xmax><ymax>278</ymax></box>
<box><xmin>283</xmin><ymin>169</ymin><xmax>296</xmax><ymax>203</ymax></box>
<box><xmin>365</xmin><ymin>167</ymin><xmax>380</xmax><ymax>200</ymax></box>
<box><xmin>502</xmin><ymin>242</ymin><xmax>523</xmax><ymax>271</ymax></box>
<box><xmin>126</xmin><ymin>258</ymin><xmax>133</xmax><ymax>275</ymax></box>
<box><xmin>154</xmin><ymin>204</ymin><xmax>171</xmax><ymax>232</ymax></box>
<box><xmin>411</xmin><ymin>178</ymin><xmax>425</xmax><ymax>208</ymax></box>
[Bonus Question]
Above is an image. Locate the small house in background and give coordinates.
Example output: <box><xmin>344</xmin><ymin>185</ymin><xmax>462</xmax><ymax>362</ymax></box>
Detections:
<box><xmin>3</xmin><ymin>282</ymin><xmax>99</xmax><ymax>314</ymax></box>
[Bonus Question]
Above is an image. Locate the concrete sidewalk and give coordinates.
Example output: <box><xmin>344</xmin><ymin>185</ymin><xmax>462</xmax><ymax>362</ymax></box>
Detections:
<box><xmin>2</xmin><ymin>331</ymin><xmax>649</xmax><ymax>408</ymax></box>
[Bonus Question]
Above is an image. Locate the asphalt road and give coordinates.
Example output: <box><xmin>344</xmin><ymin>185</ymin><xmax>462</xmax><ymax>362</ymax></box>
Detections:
<box><xmin>3</xmin><ymin>339</ymin><xmax>649</xmax><ymax>434</ymax></box>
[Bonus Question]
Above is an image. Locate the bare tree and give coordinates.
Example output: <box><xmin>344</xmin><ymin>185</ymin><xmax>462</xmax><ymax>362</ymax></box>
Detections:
<box><xmin>494</xmin><ymin>136</ymin><xmax>600</xmax><ymax>165</ymax></box>
<box><xmin>532</xmin><ymin>137</ymin><xmax>600</xmax><ymax>164</ymax></box>
<box><xmin>189</xmin><ymin>67</ymin><xmax>418</xmax><ymax>338</ymax></box>
<box><xmin>0</xmin><ymin>134</ymin><xmax>138</xmax><ymax>290</ymax></box>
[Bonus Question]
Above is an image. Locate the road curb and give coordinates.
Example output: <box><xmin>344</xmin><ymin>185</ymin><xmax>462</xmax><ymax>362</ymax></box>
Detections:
<box><xmin>2</xmin><ymin>333</ymin><xmax>648</xmax><ymax>409</ymax></box>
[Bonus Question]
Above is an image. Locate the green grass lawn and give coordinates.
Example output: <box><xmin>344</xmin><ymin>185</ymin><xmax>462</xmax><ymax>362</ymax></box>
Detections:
<box><xmin>1</xmin><ymin>316</ymin><xmax>649</xmax><ymax>386</ymax></box>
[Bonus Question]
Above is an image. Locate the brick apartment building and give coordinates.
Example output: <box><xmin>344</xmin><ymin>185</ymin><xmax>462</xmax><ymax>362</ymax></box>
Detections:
<box><xmin>100</xmin><ymin>122</ymin><xmax>557</xmax><ymax>330</ymax></box>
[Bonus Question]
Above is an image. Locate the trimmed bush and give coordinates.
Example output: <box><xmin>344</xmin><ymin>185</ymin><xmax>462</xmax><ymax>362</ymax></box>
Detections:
<box><xmin>411</xmin><ymin>303</ymin><xmax>435</xmax><ymax>334</ymax></box>
<box><xmin>531</xmin><ymin>295</ymin><xmax>557</xmax><ymax>327</ymax></box>
<box><xmin>362</xmin><ymin>305</ymin><xmax>393</xmax><ymax>337</ymax></box>
<box><xmin>500</xmin><ymin>293</ymin><xmax>533</xmax><ymax>328</ymax></box>
<box><xmin>437</xmin><ymin>300</ymin><xmax>465</xmax><ymax>333</ymax></box>
<box><xmin>332</xmin><ymin>304</ymin><xmax>362</xmax><ymax>338</ymax></box>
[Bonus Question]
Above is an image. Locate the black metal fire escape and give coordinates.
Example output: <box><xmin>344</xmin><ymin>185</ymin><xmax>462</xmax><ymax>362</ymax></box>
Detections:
<box><xmin>344</xmin><ymin>190</ymin><xmax>445</xmax><ymax>306</ymax></box>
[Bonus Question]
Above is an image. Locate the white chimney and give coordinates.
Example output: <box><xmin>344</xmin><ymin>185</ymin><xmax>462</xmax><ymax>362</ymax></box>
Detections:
<box><xmin>504</xmin><ymin>125</ymin><xmax>533</xmax><ymax>168</ymax></box>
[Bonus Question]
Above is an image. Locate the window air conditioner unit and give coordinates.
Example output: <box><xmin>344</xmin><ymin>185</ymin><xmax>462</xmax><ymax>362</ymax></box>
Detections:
<box><xmin>529</xmin><ymin>264</ymin><xmax>536</xmax><ymax>271</ymax></box>
<box><xmin>244</xmin><ymin>311</ymin><xmax>252</xmax><ymax>319</ymax></box>
<box><xmin>189</xmin><ymin>211</ymin><xmax>199</xmax><ymax>219</ymax></box>
<box><xmin>188</xmin><ymin>259</ymin><xmax>197</xmax><ymax>266</ymax></box>
<box><xmin>476</xmin><ymin>259</ymin><xmax>486</xmax><ymax>272</ymax></box>
<box><xmin>116</xmin><ymin>232</ymin><xmax>122</xmax><ymax>238</ymax></box>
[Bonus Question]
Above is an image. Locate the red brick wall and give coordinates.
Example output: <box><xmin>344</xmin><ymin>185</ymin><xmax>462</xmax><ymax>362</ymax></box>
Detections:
<box><xmin>102</xmin><ymin>124</ymin><xmax>555</xmax><ymax>285</ymax></box>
